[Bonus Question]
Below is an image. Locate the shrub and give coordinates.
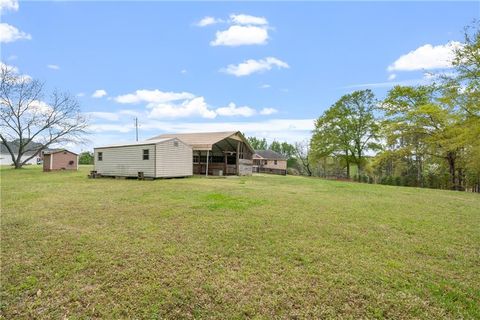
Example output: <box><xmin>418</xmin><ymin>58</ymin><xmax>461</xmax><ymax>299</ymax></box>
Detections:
<box><xmin>287</xmin><ymin>168</ymin><xmax>300</xmax><ymax>176</ymax></box>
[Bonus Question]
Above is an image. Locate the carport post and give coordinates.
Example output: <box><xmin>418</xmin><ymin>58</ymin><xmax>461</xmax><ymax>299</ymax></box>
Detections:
<box><xmin>205</xmin><ymin>150</ymin><xmax>209</xmax><ymax>176</ymax></box>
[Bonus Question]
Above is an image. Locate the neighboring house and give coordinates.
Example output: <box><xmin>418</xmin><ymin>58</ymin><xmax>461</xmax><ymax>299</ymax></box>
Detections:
<box><xmin>149</xmin><ymin>131</ymin><xmax>254</xmax><ymax>176</ymax></box>
<box><xmin>94</xmin><ymin>138</ymin><xmax>192</xmax><ymax>178</ymax></box>
<box><xmin>43</xmin><ymin>149</ymin><xmax>78</xmax><ymax>171</ymax></box>
<box><xmin>0</xmin><ymin>153</ymin><xmax>39</xmax><ymax>166</ymax></box>
<box><xmin>253</xmin><ymin>150</ymin><xmax>288</xmax><ymax>175</ymax></box>
<box><xmin>0</xmin><ymin>141</ymin><xmax>42</xmax><ymax>166</ymax></box>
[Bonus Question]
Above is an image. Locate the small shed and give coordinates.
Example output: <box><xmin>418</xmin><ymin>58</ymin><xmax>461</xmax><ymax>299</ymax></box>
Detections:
<box><xmin>93</xmin><ymin>138</ymin><xmax>192</xmax><ymax>178</ymax></box>
<box><xmin>43</xmin><ymin>149</ymin><xmax>78</xmax><ymax>171</ymax></box>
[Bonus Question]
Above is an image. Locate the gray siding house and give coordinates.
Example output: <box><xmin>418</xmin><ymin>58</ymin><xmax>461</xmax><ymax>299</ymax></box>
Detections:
<box><xmin>94</xmin><ymin>138</ymin><xmax>192</xmax><ymax>178</ymax></box>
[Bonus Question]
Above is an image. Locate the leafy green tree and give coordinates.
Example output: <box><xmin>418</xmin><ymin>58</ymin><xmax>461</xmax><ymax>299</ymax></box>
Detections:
<box><xmin>381</xmin><ymin>85</ymin><xmax>434</xmax><ymax>187</ymax></box>
<box><xmin>247</xmin><ymin>136</ymin><xmax>268</xmax><ymax>150</ymax></box>
<box><xmin>443</xmin><ymin>22</ymin><xmax>480</xmax><ymax>191</ymax></box>
<box><xmin>311</xmin><ymin>89</ymin><xmax>380</xmax><ymax>177</ymax></box>
<box><xmin>79</xmin><ymin>151</ymin><xmax>94</xmax><ymax>165</ymax></box>
<box><xmin>269</xmin><ymin>140</ymin><xmax>295</xmax><ymax>158</ymax></box>
<box><xmin>269</xmin><ymin>140</ymin><xmax>282</xmax><ymax>154</ymax></box>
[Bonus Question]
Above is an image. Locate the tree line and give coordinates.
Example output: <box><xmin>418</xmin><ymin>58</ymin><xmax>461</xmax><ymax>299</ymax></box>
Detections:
<box><xmin>251</xmin><ymin>23</ymin><xmax>480</xmax><ymax>192</ymax></box>
<box><xmin>310</xmin><ymin>23</ymin><xmax>479</xmax><ymax>192</ymax></box>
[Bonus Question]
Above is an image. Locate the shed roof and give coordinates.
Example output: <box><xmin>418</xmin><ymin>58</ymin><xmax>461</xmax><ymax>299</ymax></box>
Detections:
<box><xmin>94</xmin><ymin>138</ymin><xmax>176</xmax><ymax>149</ymax></box>
<box><xmin>148</xmin><ymin>131</ymin><xmax>254</xmax><ymax>152</ymax></box>
<box><xmin>254</xmin><ymin>149</ymin><xmax>288</xmax><ymax>160</ymax></box>
<box><xmin>43</xmin><ymin>149</ymin><xmax>78</xmax><ymax>156</ymax></box>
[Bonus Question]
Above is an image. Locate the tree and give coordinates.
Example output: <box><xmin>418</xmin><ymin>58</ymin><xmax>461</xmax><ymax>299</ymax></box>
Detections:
<box><xmin>443</xmin><ymin>22</ymin><xmax>480</xmax><ymax>191</ymax></box>
<box><xmin>0</xmin><ymin>65</ymin><xmax>87</xmax><ymax>168</ymax></box>
<box><xmin>247</xmin><ymin>136</ymin><xmax>268</xmax><ymax>150</ymax></box>
<box><xmin>79</xmin><ymin>151</ymin><xmax>94</xmax><ymax>165</ymax></box>
<box><xmin>293</xmin><ymin>141</ymin><xmax>313</xmax><ymax>176</ymax></box>
<box><xmin>376</xmin><ymin>22</ymin><xmax>480</xmax><ymax>191</ymax></box>
<box><xmin>380</xmin><ymin>84</ymin><xmax>472</xmax><ymax>190</ymax></box>
<box><xmin>269</xmin><ymin>140</ymin><xmax>295</xmax><ymax>158</ymax></box>
<box><xmin>381</xmin><ymin>85</ymin><xmax>434</xmax><ymax>187</ymax></box>
<box><xmin>311</xmin><ymin>89</ymin><xmax>380</xmax><ymax>177</ymax></box>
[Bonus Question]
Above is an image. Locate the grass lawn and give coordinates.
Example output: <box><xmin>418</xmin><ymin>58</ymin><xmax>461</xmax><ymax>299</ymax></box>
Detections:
<box><xmin>1</xmin><ymin>165</ymin><xmax>479</xmax><ymax>319</ymax></box>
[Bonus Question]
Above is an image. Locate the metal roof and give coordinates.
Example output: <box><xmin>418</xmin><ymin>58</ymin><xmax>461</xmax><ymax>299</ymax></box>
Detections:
<box><xmin>148</xmin><ymin>131</ymin><xmax>254</xmax><ymax>152</ymax></box>
<box><xmin>94</xmin><ymin>138</ymin><xmax>176</xmax><ymax>149</ymax></box>
<box><xmin>43</xmin><ymin>149</ymin><xmax>78</xmax><ymax>156</ymax></box>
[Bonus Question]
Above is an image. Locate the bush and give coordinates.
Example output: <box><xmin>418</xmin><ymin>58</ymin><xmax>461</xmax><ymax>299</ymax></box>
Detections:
<box><xmin>395</xmin><ymin>176</ymin><xmax>401</xmax><ymax>186</ymax></box>
<box><xmin>79</xmin><ymin>152</ymin><xmax>94</xmax><ymax>165</ymax></box>
<box><xmin>287</xmin><ymin>168</ymin><xmax>300</xmax><ymax>176</ymax></box>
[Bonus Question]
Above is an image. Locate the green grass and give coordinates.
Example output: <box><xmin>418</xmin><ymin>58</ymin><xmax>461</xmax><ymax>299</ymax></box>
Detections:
<box><xmin>1</xmin><ymin>165</ymin><xmax>479</xmax><ymax>319</ymax></box>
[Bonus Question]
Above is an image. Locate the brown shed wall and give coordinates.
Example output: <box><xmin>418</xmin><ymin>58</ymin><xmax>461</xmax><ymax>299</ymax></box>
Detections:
<box><xmin>44</xmin><ymin>151</ymin><xmax>78</xmax><ymax>171</ymax></box>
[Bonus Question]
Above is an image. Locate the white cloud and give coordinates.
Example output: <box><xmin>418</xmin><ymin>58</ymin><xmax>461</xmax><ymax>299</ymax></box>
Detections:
<box><xmin>181</xmin><ymin>69</ymin><xmax>187</xmax><ymax>74</ymax></box>
<box><xmin>215</xmin><ymin>103</ymin><xmax>256</xmax><ymax>117</ymax></box>
<box><xmin>86</xmin><ymin>112</ymin><xmax>120</xmax><ymax>121</ymax></box>
<box><xmin>119</xmin><ymin>109</ymin><xmax>142</xmax><ymax>117</ymax></box>
<box><xmin>210</xmin><ymin>25</ymin><xmax>268</xmax><ymax>47</ymax></box>
<box><xmin>89</xmin><ymin>124</ymin><xmax>132</xmax><ymax>133</ymax></box>
<box><xmin>388</xmin><ymin>74</ymin><xmax>397</xmax><ymax>81</ymax></box>
<box><xmin>260</xmin><ymin>107</ymin><xmax>278</xmax><ymax>115</ymax></box>
<box><xmin>29</xmin><ymin>100</ymin><xmax>53</xmax><ymax>115</ymax></box>
<box><xmin>0</xmin><ymin>23</ymin><xmax>31</xmax><ymax>43</ymax></box>
<box><xmin>114</xmin><ymin>89</ymin><xmax>194</xmax><ymax>104</ymax></box>
<box><xmin>148</xmin><ymin>97</ymin><xmax>217</xmax><ymax>119</ymax></box>
<box><xmin>259</xmin><ymin>84</ymin><xmax>271</xmax><ymax>89</ymax></box>
<box><xmin>0</xmin><ymin>62</ymin><xmax>31</xmax><ymax>82</ymax></box>
<box><xmin>0</xmin><ymin>61</ymin><xmax>18</xmax><ymax>73</ymax></box>
<box><xmin>196</xmin><ymin>16</ymin><xmax>222</xmax><ymax>27</ymax></box>
<box><xmin>222</xmin><ymin>57</ymin><xmax>289</xmax><ymax>77</ymax></box>
<box><xmin>110</xmin><ymin>88</ymin><xmax>279</xmax><ymax>120</ymax></box>
<box><xmin>0</xmin><ymin>0</ymin><xmax>18</xmax><ymax>12</ymax></box>
<box><xmin>388</xmin><ymin>41</ymin><xmax>463</xmax><ymax>72</ymax></box>
<box><xmin>92</xmin><ymin>89</ymin><xmax>108</xmax><ymax>98</ymax></box>
<box><xmin>76</xmin><ymin>92</ymin><xmax>85</xmax><ymax>97</ymax></box>
<box><xmin>47</xmin><ymin>64</ymin><xmax>60</xmax><ymax>70</ymax></box>
<box><xmin>230</xmin><ymin>14</ymin><xmax>267</xmax><ymax>25</ymax></box>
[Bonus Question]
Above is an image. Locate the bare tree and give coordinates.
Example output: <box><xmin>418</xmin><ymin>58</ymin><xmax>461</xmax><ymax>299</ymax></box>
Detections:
<box><xmin>294</xmin><ymin>141</ymin><xmax>313</xmax><ymax>176</ymax></box>
<box><xmin>0</xmin><ymin>64</ymin><xmax>87</xmax><ymax>168</ymax></box>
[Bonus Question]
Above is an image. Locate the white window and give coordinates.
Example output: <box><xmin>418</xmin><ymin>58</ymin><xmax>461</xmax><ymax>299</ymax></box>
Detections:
<box><xmin>98</xmin><ymin>152</ymin><xmax>103</xmax><ymax>161</ymax></box>
<box><xmin>143</xmin><ymin>149</ymin><xmax>149</xmax><ymax>160</ymax></box>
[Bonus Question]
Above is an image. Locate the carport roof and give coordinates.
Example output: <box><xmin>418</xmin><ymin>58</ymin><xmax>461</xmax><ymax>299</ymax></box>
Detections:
<box><xmin>148</xmin><ymin>131</ymin><xmax>254</xmax><ymax>152</ymax></box>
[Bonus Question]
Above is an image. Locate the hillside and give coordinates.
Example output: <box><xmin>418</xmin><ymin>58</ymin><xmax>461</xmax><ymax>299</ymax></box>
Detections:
<box><xmin>1</xmin><ymin>166</ymin><xmax>479</xmax><ymax>319</ymax></box>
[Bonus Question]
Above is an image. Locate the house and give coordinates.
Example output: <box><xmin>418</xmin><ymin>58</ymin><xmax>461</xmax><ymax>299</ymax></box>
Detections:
<box><xmin>253</xmin><ymin>150</ymin><xmax>288</xmax><ymax>175</ymax></box>
<box><xmin>93</xmin><ymin>138</ymin><xmax>192</xmax><ymax>178</ymax></box>
<box><xmin>0</xmin><ymin>152</ymin><xmax>40</xmax><ymax>165</ymax></box>
<box><xmin>43</xmin><ymin>149</ymin><xmax>78</xmax><ymax>171</ymax></box>
<box><xmin>0</xmin><ymin>141</ymin><xmax>42</xmax><ymax>165</ymax></box>
<box><xmin>148</xmin><ymin>131</ymin><xmax>254</xmax><ymax>176</ymax></box>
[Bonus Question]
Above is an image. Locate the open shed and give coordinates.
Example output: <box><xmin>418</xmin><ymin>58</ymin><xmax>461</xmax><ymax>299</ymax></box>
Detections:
<box><xmin>149</xmin><ymin>131</ymin><xmax>254</xmax><ymax>176</ymax></box>
<box><xmin>94</xmin><ymin>138</ymin><xmax>192</xmax><ymax>178</ymax></box>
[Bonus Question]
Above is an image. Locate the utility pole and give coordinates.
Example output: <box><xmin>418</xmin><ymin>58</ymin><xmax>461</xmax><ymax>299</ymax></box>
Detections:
<box><xmin>135</xmin><ymin>117</ymin><xmax>138</xmax><ymax>141</ymax></box>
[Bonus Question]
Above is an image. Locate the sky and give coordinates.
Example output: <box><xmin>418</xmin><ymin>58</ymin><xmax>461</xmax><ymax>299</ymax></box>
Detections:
<box><xmin>1</xmin><ymin>0</ymin><xmax>478</xmax><ymax>152</ymax></box>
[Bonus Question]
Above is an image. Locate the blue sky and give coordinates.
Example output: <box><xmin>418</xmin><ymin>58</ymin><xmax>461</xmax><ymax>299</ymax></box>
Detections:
<box><xmin>1</xmin><ymin>1</ymin><xmax>478</xmax><ymax>151</ymax></box>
